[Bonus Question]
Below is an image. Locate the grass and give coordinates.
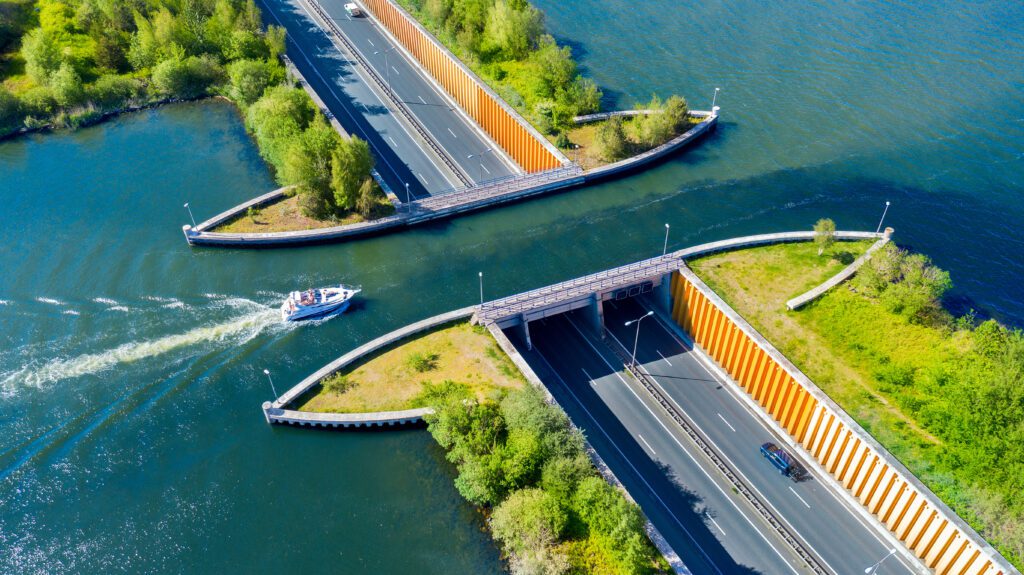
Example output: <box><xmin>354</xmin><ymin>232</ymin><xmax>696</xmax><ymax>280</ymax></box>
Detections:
<box><xmin>689</xmin><ymin>240</ymin><xmax>1024</xmax><ymax>566</ymax></box>
<box><xmin>211</xmin><ymin>194</ymin><xmax>394</xmax><ymax>233</ymax></box>
<box><xmin>296</xmin><ymin>321</ymin><xmax>526</xmax><ymax>413</ymax></box>
<box><xmin>552</xmin><ymin>115</ymin><xmax>703</xmax><ymax>170</ymax></box>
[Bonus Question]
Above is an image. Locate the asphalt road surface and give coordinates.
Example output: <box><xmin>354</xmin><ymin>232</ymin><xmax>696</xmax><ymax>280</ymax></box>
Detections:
<box><xmin>516</xmin><ymin>298</ymin><xmax>920</xmax><ymax>575</ymax></box>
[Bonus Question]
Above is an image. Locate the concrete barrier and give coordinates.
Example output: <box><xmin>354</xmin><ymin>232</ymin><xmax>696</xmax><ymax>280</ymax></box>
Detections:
<box><xmin>584</xmin><ymin>112</ymin><xmax>718</xmax><ymax>182</ymax></box>
<box><xmin>573</xmin><ymin>109</ymin><xmax>659</xmax><ymax>124</ymax></box>
<box><xmin>786</xmin><ymin>228</ymin><xmax>893</xmax><ymax>310</ymax></box>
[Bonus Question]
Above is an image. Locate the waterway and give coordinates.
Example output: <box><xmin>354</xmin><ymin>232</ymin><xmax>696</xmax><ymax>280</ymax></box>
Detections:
<box><xmin>1</xmin><ymin>0</ymin><xmax>1022</xmax><ymax>572</ymax></box>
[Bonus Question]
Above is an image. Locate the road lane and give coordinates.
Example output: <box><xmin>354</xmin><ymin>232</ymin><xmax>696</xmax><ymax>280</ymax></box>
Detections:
<box><xmin>602</xmin><ymin>297</ymin><xmax>919</xmax><ymax>575</ymax></box>
<box><xmin>319</xmin><ymin>0</ymin><xmax>519</xmax><ymax>184</ymax></box>
<box><xmin>524</xmin><ymin>315</ymin><xmax>808</xmax><ymax>575</ymax></box>
<box><xmin>259</xmin><ymin>0</ymin><xmax>456</xmax><ymax>198</ymax></box>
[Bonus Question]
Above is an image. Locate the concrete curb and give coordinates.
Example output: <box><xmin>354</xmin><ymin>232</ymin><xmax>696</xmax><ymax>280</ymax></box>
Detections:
<box><xmin>263</xmin><ymin>306</ymin><xmax>476</xmax><ymax>426</ymax></box>
<box><xmin>183</xmin><ymin>112</ymin><xmax>717</xmax><ymax>247</ymax></box>
<box><xmin>573</xmin><ymin>109</ymin><xmax>659</xmax><ymax>124</ymax></box>
<box><xmin>183</xmin><ymin>186</ymin><xmax>294</xmax><ymax>237</ymax></box>
<box><xmin>786</xmin><ymin>229</ymin><xmax>892</xmax><ymax>310</ymax></box>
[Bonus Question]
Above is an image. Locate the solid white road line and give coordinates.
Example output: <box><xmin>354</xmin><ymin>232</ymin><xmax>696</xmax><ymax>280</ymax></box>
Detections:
<box><xmin>418</xmin><ymin>95</ymin><xmax>427</xmax><ymax>104</ymax></box>
<box><xmin>581</xmin><ymin>368</ymin><xmax>596</xmax><ymax>386</ymax></box>
<box><xmin>638</xmin><ymin>434</ymin><xmax>657</xmax><ymax>455</ymax></box>
<box><xmin>531</xmin><ymin>348</ymin><xmax>725</xmax><ymax>575</ymax></box>
<box><xmin>657</xmin><ymin>349</ymin><xmax>673</xmax><ymax>366</ymax></box>
<box><xmin>789</xmin><ymin>487</ymin><xmax>812</xmax><ymax>509</ymax></box>
<box><xmin>480</xmin><ymin>164</ymin><xmax>491</xmax><ymax>174</ymax></box>
<box><xmin>566</xmin><ymin>317</ymin><xmax>800</xmax><ymax>574</ymax></box>
<box><xmin>705</xmin><ymin>511</ymin><xmax>727</xmax><ymax>536</ymax></box>
<box><xmin>391</xmin><ymin>65</ymin><xmax>400</xmax><ymax>75</ymax></box>
<box><xmin>417</xmin><ymin>172</ymin><xmax>429</xmax><ymax>185</ymax></box>
<box><xmin>367</xmin><ymin>38</ymin><xmax>374</xmax><ymax>46</ymax></box>
<box><xmin>717</xmin><ymin>413</ymin><xmax>737</xmax><ymax>432</ymax></box>
<box><xmin>388</xmin><ymin>135</ymin><xmax>398</xmax><ymax>147</ymax></box>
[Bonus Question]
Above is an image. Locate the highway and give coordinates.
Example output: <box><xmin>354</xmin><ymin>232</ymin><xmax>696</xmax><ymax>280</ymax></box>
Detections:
<box><xmin>258</xmin><ymin>0</ymin><xmax>515</xmax><ymax>200</ymax></box>
<box><xmin>517</xmin><ymin>298</ymin><xmax>921</xmax><ymax>575</ymax></box>
<box><xmin>318</xmin><ymin>0</ymin><xmax>518</xmax><ymax>183</ymax></box>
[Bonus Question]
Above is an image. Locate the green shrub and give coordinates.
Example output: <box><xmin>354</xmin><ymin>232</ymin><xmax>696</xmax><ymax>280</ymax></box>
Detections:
<box><xmin>50</xmin><ymin>62</ymin><xmax>86</xmax><ymax>108</ymax></box>
<box><xmin>594</xmin><ymin>116</ymin><xmax>627</xmax><ymax>161</ymax></box>
<box><xmin>407</xmin><ymin>351</ymin><xmax>440</xmax><ymax>373</ymax></box>
<box><xmin>89</xmin><ymin>74</ymin><xmax>141</xmax><ymax>110</ymax></box>
<box><xmin>323</xmin><ymin>374</ymin><xmax>357</xmax><ymax>394</ymax></box>
<box><xmin>20</xmin><ymin>86</ymin><xmax>57</xmax><ymax>118</ymax></box>
<box><xmin>227</xmin><ymin>58</ymin><xmax>284</xmax><ymax>106</ymax></box>
<box><xmin>0</xmin><ymin>87</ymin><xmax>24</xmax><ymax>135</ymax></box>
<box><xmin>151</xmin><ymin>55</ymin><xmax>225</xmax><ymax>99</ymax></box>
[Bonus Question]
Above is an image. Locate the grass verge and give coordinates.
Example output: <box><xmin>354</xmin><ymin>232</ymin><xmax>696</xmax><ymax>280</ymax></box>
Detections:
<box><xmin>212</xmin><ymin>193</ymin><xmax>393</xmax><ymax>234</ymax></box>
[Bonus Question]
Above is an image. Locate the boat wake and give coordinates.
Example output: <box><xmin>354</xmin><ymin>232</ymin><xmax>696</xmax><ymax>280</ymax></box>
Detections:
<box><xmin>2</xmin><ymin>303</ymin><xmax>283</xmax><ymax>391</ymax></box>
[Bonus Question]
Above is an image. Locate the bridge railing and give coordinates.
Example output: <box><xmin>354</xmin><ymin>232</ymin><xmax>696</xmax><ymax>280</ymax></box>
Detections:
<box><xmin>478</xmin><ymin>253</ymin><xmax>681</xmax><ymax>322</ymax></box>
<box><xmin>411</xmin><ymin>165</ymin><xmax>583</xmax><ymax>212</ymax></box>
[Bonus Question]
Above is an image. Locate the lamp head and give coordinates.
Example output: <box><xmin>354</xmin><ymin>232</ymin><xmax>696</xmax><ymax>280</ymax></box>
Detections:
<box><xmin>263</xmin><ymin>369</ymin><xmax>270</xmax><ymax>375</ymax></box>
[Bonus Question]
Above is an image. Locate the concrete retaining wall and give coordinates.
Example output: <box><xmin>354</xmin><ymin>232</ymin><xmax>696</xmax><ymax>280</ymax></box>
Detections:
<box><xmin>184</xmin><ymin>186</ymin><xmax>294</xmax><ymax>236</ymax></box>
<box><xmin>359</xmin><ymin>0</ymin><xmax>565</xmax><ymax>172</ymax></box>
<box><xmin>667</xmin><ymin>267</ymin><xmax>1012</xmax><ymax>575</ymax></box>
<box><xmin>585</xmin><ymin>112</ymin><xmax>717</xmax><ymax>182</ymax></box>
<box><xmin>786</xmin><ymin>229</ymin><xmax>892</xmax><ymax>310</ymax></box>
<box><xmin>573</xmin><ymin>109</ymin><xmax>659</xmax><ymax>124</ymax></box>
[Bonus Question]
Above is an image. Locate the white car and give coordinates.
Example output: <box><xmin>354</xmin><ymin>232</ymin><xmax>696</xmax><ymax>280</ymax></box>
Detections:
<box><xmin>344</xmin><ymin>3</ymin><xmax>362</xmax><ymax>17</ymax></box>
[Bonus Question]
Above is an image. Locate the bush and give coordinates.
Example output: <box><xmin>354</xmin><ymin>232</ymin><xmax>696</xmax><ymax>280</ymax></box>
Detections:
<box><xmin>21</xmin><ymin>28</ymin><xmax>62</xmax><ymax>85</ymax></box>
<box><xmin>331</xmin><ymin>136</ymin><xmax>375</xmax><ymax>211</ymax></box>
<box><xmin>407</xmin><ymin>351</ymin><xmax>440</xmax><ymax>373</ymax></box>
<box><xmin>245</xmin><ymin>86</ymin><xmax>316</xmax><ymax>171</ymax></box>
<box><xmin>50</xmin><ymin>62</ymin><xmax>86</xmax><ymax>108</ymax></box>
<box><xmin>594</xmin><ymin>116</ymin><xmax>627</xmax><ymax>161</ymax></box>
<box><xmin>0</xmin><ymin>87</ymin><xmax>24</xmax><ymax>135</ymax></box>
<box><xmin>19</xmin><ymin>86</ymin><xmax>57</xmax><ymax>117</ymax></box>
<box><xmin>89</xmin><ymin>74</ymin><xmax>141</xmax><ymax>110</ymax></box>
<box><xmin>151</xmin><ymin>55</ymin><xmax>225</xmax><ymax>99</ymax></box>
<box><xmin>281</xmin><ymin>116</ymin><xmax>343</xmax><ymax>217</ymax></box>
<box><xmin>227</xmin><ymin>58</ymin><xmax>284</xmax><ymax>106</ymax></box>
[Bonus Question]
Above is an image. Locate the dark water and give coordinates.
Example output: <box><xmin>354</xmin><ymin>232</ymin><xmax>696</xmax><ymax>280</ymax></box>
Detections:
<box><xmin>1</xmin><ymin>0</ymin><xmax>1023</xmax><ymax>572</ymax></box>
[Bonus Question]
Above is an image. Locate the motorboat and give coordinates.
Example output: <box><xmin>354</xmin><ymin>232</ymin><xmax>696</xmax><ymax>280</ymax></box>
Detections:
<box><xmin>281</xmin><ymin>285</ymin><xmax>360</xmax><ymax>322</ymax></box>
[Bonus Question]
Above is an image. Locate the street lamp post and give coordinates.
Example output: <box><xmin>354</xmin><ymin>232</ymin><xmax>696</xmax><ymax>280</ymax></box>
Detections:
<box><xmin>712</xmin><ymin>87</ymin><xmax>720</xmax><ymax>109</ymax></box>
<box><xmin>478</xmin><ymin>271</ymin><xmax>484</xmax><ymax>306</ymax></box>
<box><xmin>467</xmin><ymin>148</ymin><xmax>493</xmax><ymax>184</ymax></box>
<box><xmin>374</xmin><ymin>47</ymin><xmax>397</xmax><ymax>97</ymax></box>
<box><xmin>263</xmin><ymin>369</ymin><xmax>279</xmax><ymax>401</ymax></box>
<box><xmin>864</xmin><ymin>548</ymin><xmax>897</xmax><ymax>574</ymax></box>
<box><xmin>404</xmin><ymin>182</ymin><xmax>411</xmax><ymax>212</ymax></box>
<box><xmin>663</xmin><ymin>223</ymin><xmax>671</xmax><ymax>255</ymax></box>
<box><xmin>624</xmin><ymin>311</ymin><xmax>654</xmax><ymax>369</ymax></box>
<box><xmin>875</xmin><ymin>201</ymin><xmax>891</xmax><ymax>234</ymax></box>
<box><xmin>184</xmin><ymin>202</ymin><xmax>196</xmax><ymax>227</ymax></box>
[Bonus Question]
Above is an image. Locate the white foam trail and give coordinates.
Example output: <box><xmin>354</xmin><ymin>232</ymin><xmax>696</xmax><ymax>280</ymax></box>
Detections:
<box><xmin>142</xmin><ymin>295</ymin><xmax>178</xmax><ymax>304</ymax></box>
<box><xmin>107</xmin><ymin>306</ymin><xmax>129</xmax><ymax>313</ymax></box>
<box><xmin>5</xmin><ymin>308</ymin><xmax>280</xmax><ymax>388</ymax></box>
<box><xmin>62</xmin><ymin>310</ymin><xmax>80</xmax><ymax>316</ymax></box>
<box><xmin>36</xmin><ymin>297</ymin><xmax>64</xmax><ymax>306</ymax></box>
<box><xmin>93</xmin><ymin>297</ymin><xmax>118</xmax><ymax>305</ymax></box>
<box><xmin>162</xmin><ymin>301</ymin><xmax>187</xmax><ymax>309</ymax></box>
<box><xmin>0</xmin><ymin>300</ymin><xmax>10</xmax><ymax>306</ymax></box>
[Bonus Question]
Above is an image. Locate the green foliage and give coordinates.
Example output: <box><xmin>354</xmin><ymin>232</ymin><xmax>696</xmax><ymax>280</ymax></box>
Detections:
<box><xmin>632</xmin><ymin>94</ymin><xmax>688</xmax><ymax>148</ymax></box>
<box><xmin>407</xmin><ymin>351</ymin><xmax>440</xmax><ymax>373</ymax></box>
<box><xmin>227</xmin><ymin>58</ymin><xmax>284</xmax><ymax>106</ymax></box>
<box><xmin>355</xmin><ymin>177</ymin><xmax>384</xmax><ymax>219</ymax></box>
<box><xmin>331</xmin><ymin>135</ymin><xmax>375</xmax><ymax>211</ymax></box>
<box><xmin>423</xmin><ymin>384</ymin><xmax>662</xmax><ymax>574</ymax></box>
<box><xmin>323</xmin><ymin>373</ymin><xmax>357</xmax><ymax>394</ymax></box>
<box><xmin>282</xmin><ymin>115</ymin><xmax>343</xmax><ymax>218</ymax></box>
<box><xmin>594</xmin><ymin>115</ymin><xmax>627</xmax><ymax>161</ymax></box>
<box><xmin>482</xmin><ymin>0</ymin><xmax>542</xmax><ymax>59</ymax></box>
<box><xmin>21</xmin><ymin>28</ymin><xmax>62</xmax><ymax>84</ymax></box>
<box><xmin>245</xmin><ymin>85</ymin><xmax>315</xmax><ymax>170</ymax></box>
<box><xmin>89</xmin><ymin>74</ymin><xmax>140</xmax><ymax>109</ymax></box>
<box><xmin>151</xmin><ymin>55</ymin><xmax>224</xmax><ymax>99</ymax></box>
<box><xmin>0</xmin><ymin>86</ymin><xmax>24</xmax><ymax>135</ymax></box>
<box><xmin>854</xmin><ymin>243</ymin><xmax>951</xmax><ymax>323</ymax></box>
<box><xmin>49</xmin><ymin>61</ymin><xmax>84</xmax><ymax>107</ymax></box>
<box><xmin>813</xmin><ymin>217</ymin><xmax>836</xmax><ymax>256</ymax></box>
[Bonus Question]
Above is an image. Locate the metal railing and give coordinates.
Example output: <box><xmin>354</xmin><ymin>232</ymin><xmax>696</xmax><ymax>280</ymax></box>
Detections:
<box><xmin>478</xmin><ymin>253</ymin><xmax>680</xmax><ymax>322</ymax></box>
<box><xmin>304</xmin><ymin>0</ymin><xmax>472</xmax><ymax>186</ymax></box>
<box><xmin>411</xmin><ymin>165</ymin><xmax>582</xmax><ymax>213</ymax></box>
<box><xmin>605</xmin><ymin>339</ymin><xmax>831</xmax><ymax>575</ymax></box>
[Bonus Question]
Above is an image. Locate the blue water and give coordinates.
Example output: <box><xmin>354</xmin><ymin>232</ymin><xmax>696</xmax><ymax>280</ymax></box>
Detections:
<box><xmin>1</xmin><ymin>0</ymin><xmax>1023</xmax><ymax>572</ymax></box>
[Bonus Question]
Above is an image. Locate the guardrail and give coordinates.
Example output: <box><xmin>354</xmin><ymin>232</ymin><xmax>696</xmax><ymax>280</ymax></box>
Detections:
<box><xmin>304</xmin><ymin>0</ymin><xmax>471</xmax><ymax>186</ymax></box>
<box><xmin>411</xmin><ymin>165</ymin><xmax>582</xmax><ymax>213</ymax></box>
<box><xmin>606</xmin><ymin>338</ymin><xmax>831</xmax><ymax>575</ymax></box>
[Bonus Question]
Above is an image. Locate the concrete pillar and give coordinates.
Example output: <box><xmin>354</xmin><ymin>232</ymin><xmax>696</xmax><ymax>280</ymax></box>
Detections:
<box><xmin>883</xmin><ymin>226</ymin><xmax>895</xmax><ymax>240</ymax></box>
<box><xmin>653</xmin><ymin>273</ymin><xmax>672</xmax><ymax>313</ymax></box>
<box><xmin>518</xmin><ymin>317</ymin><xmax>533</xmax><ymax>351</ymax></box>
<box><xmin>262</xmin><ymin>401</ymin><xmax>273</xmax><ymax>425</ymax></box>
<box><xmin>584</xmin><ymin>294</ymin><xmax>605</xmax><ymax>338</ymax></box>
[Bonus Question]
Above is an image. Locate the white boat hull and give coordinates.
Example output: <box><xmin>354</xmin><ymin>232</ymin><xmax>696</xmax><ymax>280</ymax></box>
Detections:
<box><xmin>281</xmin><ymin>286</ymin><xmax>359</xmax><ymax>322</ymax></box>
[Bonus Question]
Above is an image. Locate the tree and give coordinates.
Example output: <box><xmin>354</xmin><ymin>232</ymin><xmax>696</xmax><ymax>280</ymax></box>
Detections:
<box><xmin>228</xmin><ymin>58</ymin><xmax>283</xmax><ymax>106</ymax></box>
<box><xmin>331</xmin><ymin>136</ymin><xmax>375</xmax><ymax>211</ymax></box>
<box><xmin>21</xmin><ymin>28</ymin><xmax>63</xmax><ymax>85</ymax></box>
<box><xmin>0</xmin><ymin>87</ymin><xmax>24</xmax><ymax>135</ymax></box>
<box><xmin>491</xmin><ymin>488</ymin><xmax>568</xmax><ymax>554</ymax></box>
<box><xmin>355</xmin><ymin>177</ymin><xmax>382</xmax><ymax>218</ymax></box>
<box><xmin>595</xmin><ymin>115</ymin><xmax>627</xmax><ymax>162</ymax></box>
<box><xmin>50</xmin><ymin>63</ymin><xmax>86</xmax><ymax>108</ymax></box>
<box><xmin>532</xmin><ymin>35</ymin><xmax>576</xmax><ymax>98</ymax></box>
<box><xmin>265</xmin><ymin>25</ymin><xmax>287</xmax><ymax>61</ymax></box>
<box><xmin>813</xmin><ymin>218</ymin><xmax>836</xmax><ymax>256</ymax></box>
<box><xmin>151</xmin><ymin>55</ymin><xmax>225</xmax><ymax>99</ymax></box>
<box><xmin>282</xmin><ymin>116</ymin><xmax>343</xmax><ymax>218</ymax></box>
<box><xmin>246</xmin><ymin>86</ymin><xmax>316</xmax><ymax>170</ymax></box>
<box><xmin>90</xmin><ymin>74</ymin><xmax>140</xmax><ymax>109</ymax></box>
<box><xmin>484</xmin><ymin>1</ymin><xmax>543</xmax><ymax>59</ymax></box>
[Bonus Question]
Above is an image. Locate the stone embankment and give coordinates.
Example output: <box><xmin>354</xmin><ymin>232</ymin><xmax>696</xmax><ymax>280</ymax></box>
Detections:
<box><xmin>786</xmin><ymin>228</ymin><xmax>892</xmax><ymax>310</ymax></box>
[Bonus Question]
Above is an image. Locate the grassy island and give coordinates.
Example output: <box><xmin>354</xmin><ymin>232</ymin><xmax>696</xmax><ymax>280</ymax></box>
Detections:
<box><xmin>393</xmin><ymin>0</ymin><xmax>696</xmax><ymax>157</ymax></box>
<box><xmin>297</xmin><ymin>319</ymin><xmax>669</xmax><ymax>574</ymax></box>
<box><xmin>690</xmin><ymin>238</ymin><xmax>1024</xmax><ymax>568</ymax></box>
